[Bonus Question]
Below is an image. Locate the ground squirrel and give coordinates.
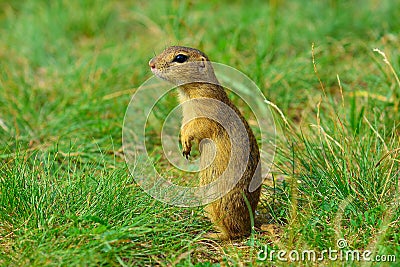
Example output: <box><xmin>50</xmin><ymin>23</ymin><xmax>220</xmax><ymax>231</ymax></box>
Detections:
<box><xmin>149</xmin><ymin>46</ymin><xmax>261</xmax><ymax>240</ymax></box>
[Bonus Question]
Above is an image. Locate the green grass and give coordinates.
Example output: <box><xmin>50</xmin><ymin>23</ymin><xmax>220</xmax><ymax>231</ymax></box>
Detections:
<box><xmin>1</xmin><ymin>0</ymin><xmax>399</xmax><ymax>266</ymax></box>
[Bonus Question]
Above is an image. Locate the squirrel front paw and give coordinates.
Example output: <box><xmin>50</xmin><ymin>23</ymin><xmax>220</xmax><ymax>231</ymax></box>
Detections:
<box><xmin>181</xmin><ymin>135</ymin><xmax>193</xmax><ymax>159</ymax></box>
<box><xmin>180</xmin><ymin>124</ymin><xmax>195</xmax><ymax>159</ymax></box>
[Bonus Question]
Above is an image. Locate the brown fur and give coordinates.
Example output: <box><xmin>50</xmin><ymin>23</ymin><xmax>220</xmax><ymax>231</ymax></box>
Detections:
<box><xmin>149</xmin><ymin>46</ymin><xmax>261</xmax><ymax>240</ymax></box>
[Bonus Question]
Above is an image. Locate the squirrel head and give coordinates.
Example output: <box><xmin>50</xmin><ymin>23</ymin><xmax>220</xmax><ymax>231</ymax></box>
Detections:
<box><xmin>149</xmin><ymin>46</ymin><xmax>218</xmax><ymax>86</ymax></box>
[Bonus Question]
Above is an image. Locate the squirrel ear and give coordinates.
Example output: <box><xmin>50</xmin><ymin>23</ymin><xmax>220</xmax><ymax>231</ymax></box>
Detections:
<box><xmin>199</xmin><ymin>57</ymin><xmax>206</xmax><ymax>68</ymax></box>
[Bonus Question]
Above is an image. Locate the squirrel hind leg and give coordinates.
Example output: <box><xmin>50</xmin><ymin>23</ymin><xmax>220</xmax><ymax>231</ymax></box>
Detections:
<box><xmin>206</xmin><ymin>203</ymin><xmax>253</xmax><ymax>240</ymax></box>
<box><xmin>220</xmin><ymin>195</ymin><xmax>255</xmax><ymax>239</ymax></box>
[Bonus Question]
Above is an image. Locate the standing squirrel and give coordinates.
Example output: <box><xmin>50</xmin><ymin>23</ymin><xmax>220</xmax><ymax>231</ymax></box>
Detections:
<box><xmin>149</xmin><ymin>46</ymin><xmax>261</xmax><ymax>240</ymax></box>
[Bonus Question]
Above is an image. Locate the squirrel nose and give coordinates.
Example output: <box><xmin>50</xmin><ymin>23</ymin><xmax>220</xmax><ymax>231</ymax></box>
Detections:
<box><xmin>149</xmin><ymin>59</ymin><xmax>156</xmax><ymax>69</ymax></box>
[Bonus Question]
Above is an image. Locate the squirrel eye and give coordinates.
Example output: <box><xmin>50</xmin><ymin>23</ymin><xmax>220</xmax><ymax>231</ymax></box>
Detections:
<box><xmin>173</xmin><ymin>54</ymin><xmax>188</xmax><ymax>63</ymax></box>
